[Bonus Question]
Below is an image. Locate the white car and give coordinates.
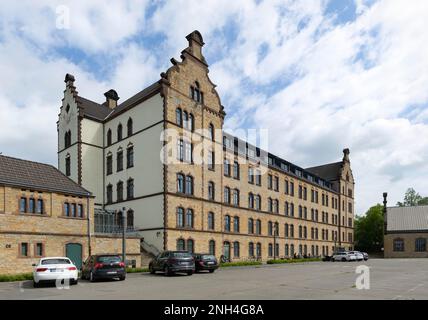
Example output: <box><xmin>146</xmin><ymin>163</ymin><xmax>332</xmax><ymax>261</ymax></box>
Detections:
<box><xmin>348</xmin><ymin>251</ymin><xmax>364</xmax><ymax>261</ymax></box>
<box><xmin>331</xmin><ymin>252</ymin><xmax>357</xmax><ymax>262</ymax></box>
<box><xmin>33</xmin><ymin>257</ymin><xmax>78</xmax><ymax>287</ymax></box>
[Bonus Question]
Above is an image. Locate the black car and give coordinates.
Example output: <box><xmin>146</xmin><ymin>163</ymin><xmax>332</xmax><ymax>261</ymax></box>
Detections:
<box><xmin>149</xmin><ymin>251</ymin><xmax>195</xmax><ymax>276</ymax></box>
<box><xmin>193</xmin><ymin>253</ymin><xmax>218</xmax><ymax>273</ymax></box>
<box><xmin>81</xmin><ymin>254</ymin><xmax>126</xmax><ymax>282</ymax></box>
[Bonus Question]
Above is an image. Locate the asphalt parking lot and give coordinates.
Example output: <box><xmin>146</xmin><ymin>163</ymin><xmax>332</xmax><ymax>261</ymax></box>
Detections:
<box><xmin>1</xmin><ymin>258</ymin><xmax>428</xmax><ymax>300</ymax></box>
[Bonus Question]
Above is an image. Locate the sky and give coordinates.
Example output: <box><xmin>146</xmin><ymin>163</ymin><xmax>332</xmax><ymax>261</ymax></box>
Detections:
<box><xmin>0</xmin><ymin>0</ymin><xmax>428</xmax><ymax>215</ymax></box>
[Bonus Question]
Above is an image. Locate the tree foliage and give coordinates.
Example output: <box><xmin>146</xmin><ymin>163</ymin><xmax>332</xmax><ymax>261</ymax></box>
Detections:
<box><xmin>396</xmin><ymin>188</ymin><xmax>427</xmax><ymax>206</ymax></box>
<box><xmin>354</xmin><ymin>204</ymin><xmax>384</xmax><ymax>253</ymax></box>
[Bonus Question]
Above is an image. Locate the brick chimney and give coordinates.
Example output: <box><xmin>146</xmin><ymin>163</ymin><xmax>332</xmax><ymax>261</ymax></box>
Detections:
<box><xmin>104</xmin><ymin>89</ymin><xmax>119</xmax><ymax>109</ymax></box>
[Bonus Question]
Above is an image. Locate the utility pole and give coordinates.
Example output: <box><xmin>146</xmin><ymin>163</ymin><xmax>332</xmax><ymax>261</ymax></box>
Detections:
<box><xmin>122</xmin><ymin>207</ymin><xmax>126</xmax><ymax>265</ymax></box>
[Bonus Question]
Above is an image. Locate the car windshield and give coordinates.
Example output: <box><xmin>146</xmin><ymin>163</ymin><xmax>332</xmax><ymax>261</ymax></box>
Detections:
<box><xmin>171</xmin><ymin>252</ymin><xmax>192</xmax><ymax>258</ymax></box>
<box><xmin>41</xmin><ymin>258</ymin><xmax>71</xmax><ymax>265</ymax></box>
<box><xmin>201</xmin><ymin>255</ymin><xmax>216</xmax><ymax>260</ymax></box>
<box><xmin>97</xmin><ymin>256</ymin><xmax>121</xmax><ymax>263</ymax></box>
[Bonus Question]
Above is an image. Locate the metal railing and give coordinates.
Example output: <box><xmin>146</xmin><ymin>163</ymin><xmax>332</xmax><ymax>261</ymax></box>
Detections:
<box><xmin>94</xmin><ymin>210</ymin><xmax>135</xmax><ymax>235</ymax></box>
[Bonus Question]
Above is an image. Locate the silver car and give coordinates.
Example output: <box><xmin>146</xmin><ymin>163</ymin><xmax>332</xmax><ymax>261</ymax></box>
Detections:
<box><xmin>348</xmin><ymin>251</ymin><xmax>364</xmax><ymax>261</ymax></box>
<box><xmin>332</xmin><ymin>252</ymin><xmax>357</xmax><ymax>262</ymax></box>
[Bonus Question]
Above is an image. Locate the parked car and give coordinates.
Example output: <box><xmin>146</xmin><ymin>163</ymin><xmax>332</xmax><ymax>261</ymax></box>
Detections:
<box><xmin>331</xmin><ymin>251</ymin><xmax>357</xmax><ymax>262</ymax></box>
<box><xmin>193</xmin><ymin>253</ymin><xmax>219</xmax><ymax>273</ymax></box>
<box><xmin>81</xmin><ymin>254</ymin><xmax>126</xmax><ymax>282</ymax></box>
<box><xmin>33</xmin><ymin>257</ymin><xmax>78</xmax><ymax>287</ymax></box>
<box><xmin>322</xmin><ymin>255</ymin><xmax>332</xmax><ymax>262</ymax></box>
<box><xmin>349</xmin><ymin>251</ymin><xmax>364</xmax><ymax>261</ymax></box>
<box><xmin>149</xmin><ymin>251</ymin><xmax>195</xmax><ymax>276</ymax></box>
<box><xmin>361</xmin><ymin>252</ymin><xmax>369</xmax><ymax>261</ymax></box>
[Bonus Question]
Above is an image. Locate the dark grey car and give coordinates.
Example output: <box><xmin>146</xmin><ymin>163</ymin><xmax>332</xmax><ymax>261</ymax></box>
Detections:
<box><xmin>81</xmin><ymin>254</ymin><xmax>126</xmax><ymax>282</ymax></box>
<box><xmin>149</xmin><ymin>251</ymin><xmax>195</xmax><ymax>276</ymax></box>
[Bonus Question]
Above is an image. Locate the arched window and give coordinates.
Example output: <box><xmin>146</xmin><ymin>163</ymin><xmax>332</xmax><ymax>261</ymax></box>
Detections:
<box><xmin>177</xmin><ymin>207</ymin><xmax>184</xmax><ymax>227</ymax></box>
<box><xmin>268</xmin><ymin>243</ymin><xmax>273</xmax><ymax>257</ymax></box>
<box><xmin>177</xmin><ymin>173</ymin><xmax>185</xmax><ymax>193</ymax></box>
<box><xmin>233</xmin><ymin>161</ymin><xmax>240</xmax><ymax>179</ymax></box>
<box><xmin>127</xmin><ymin>210</ymin><xmax>134</xmax><ymax>229</ymax></box>
<box><xmin>256</xmin><ymin>243</ymin><xmax>262</xmax><ymax>258</ymax></box>
<box><xmin>232</xmin><ymin>189</ymin><xmax>239</xmax><ymax>206</ymax></box>
<box><xmin>393</xmin><ymin>238</ymin><xmax>404</xmax><ymax>252</ymax></box>
<box><xmin>127</xmin><ymin>145</ymin><xmax>134</xmax><ymax>168</ymax></box>
<box><xmin>285</xmin><ymin>223</ymin><xmax>289</xmax><ymax>238</ymax></box>
<box><xmin>183</xmin><ymin>111</ymin><xmax>189</xmax><ymax>129</ymax></box>
<box><xmin>224</xmin><ymin>215</ymin><xmax>231</xmax><ymax>232</ymax></box>
<box><xmin>106</xmin><ymin>152</ymin><xmax>113</xmax><ymax>175</ymax></box>
<box><xmin>224</xmin><ymin>187</ymin><xmax>230</xmax><ymax>203</ymax></box>
<box><xmin>106</xmin><ymin>184</ymin><xmax>113</xmax><ymax>204</ymax></box>
<box><xmin>127</xmin><ymin>118</ymin><xmax>133</xmax><ymax>136</ymax></box>
<box><xmin>256</xmin><ymin>219</ymin><xmax>262</xmax><ymax>235</ymax></box>
<box><xmin>189</xmin><ymin>113</ymin><xmax>194</xmax><ymax>131</ymax></box>
<box><xmin>64</xmin><ymin>131</ymin><xmax>71</xmax><ymax>148</ymax></box>
<box><xmin>187</xmin><ymin>239</ymin><xmax>194</xmax><ymax>253</ymax></box>
<box><xmin>290</xmin><ymin>244</ymin><xmax>295</xmax><ymax>256</ymax></box>
<box><xmin>177</xmin><ymin>238</ymin><xmax>185</xmax><ymax>251</ymax></box>
<box><xmin>186</xmin><ymin>209</ymin><xmax>194</xmax><ymax>228</ymax></box>
<box><xmin>107</xmin><ymin>129</ymin><xmax>112</xmax><ymax>146</ymax></box>
<box><xmin>224</xmin><ymin>159</ymin><xmax>230</xmax><ymax>176</ymax></box>
<box><xmin>268</xmin><ymin>221</ymin><xmax>273</xmax><ymax>236</ymax></box>
<box><xmin>117</xmin><ymin>181</ymin><xmax>124</xmax><ymax>202</ymax></box>
<box><xmin>255</xmin><ymin>195</ymin><xmax>261</xmax><ymax>210</ymax></box>
<box><xmin>249</xmin><ymin>242</ymin><xmax>254</xmax><ymax>257</ymax></box>
<box><xmin>209</xmin><ymin>240</ymin><xmax>216</xmax><ymax>255</ymax></box>
<box><xmin>117</xmin><ymin>148</ymin><xmax>123</xmax><ymax>171</ymax></box>
<box><xmin>176</xmin><ymin>108</ymin><xmax>182</xmax><ymax>126</ymax></box>
<box><xmin>185</xmin><ymin>175</ymin><xmax>194</xmax><ymax>195</ymax></box>
<box><xmin>117</xmin><ymin>123</ymin><xmax>123</xmax><ymax>141</ymax></box>
<box><xmin>208</xmin><ymin>212</ymin><xmax>215</xmax><ymax>230</ymax></box>
<box><xmin>127</xmin><ymin>178</ymin><xmax>134</xmax><ymax>199</ymax></box>
<box><xmin>233</xmin><ymin>216</ymin><xmax>240</xmax><ymax>233</ymax></box>
<box><xmin>65</xmin><ymin>154</ymin><xmax>71</xmax><ymax>177</ymax></box>
<box><xmin>233</xmin><ymin>242</ymin><xmax>240</xmax><ymax>258</ymax></box>
<box><xmin>116</xmin><ymin>211</ymin><xmax>123</xmax><ymax>227</ymax></box>
<box><xmin>290</xmin><ymin>224</ymin><xmax>294</xmax><ymax>238</ymax></box>
<box><xmin>285</xmin><ymin>244</ymin><xmax>289</xmax><ymax>257</ymax></box>
<box><xmin>248</xmin><ymin>193</ymin><xmax>254</xmax><ymax>209</ymax></box>
<box><xmin>208</xmin><ymin>181</ymin><xmax>215</xmax><ymax>200</ymax></box>
<box><xmin>209</xmin><ymin>123</ymin><xmax>214</xmax><ymax>141</ymax></box>
<box><xmin>248</xmin><ymin>218</ymin><xmax>254</xmax><ymax>234</ymax></box>
<box><xmin>274</xmin><ymin>222</ymin><xmax>279</xmax><ymax>236</ymax></box>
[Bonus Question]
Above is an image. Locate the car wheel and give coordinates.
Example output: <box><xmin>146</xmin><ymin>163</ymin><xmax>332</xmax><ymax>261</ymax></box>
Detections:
<box><xmin>119</xmin><ymin>276</ymin><xmax>126</xmax><ymax>281</ymax></box>
<box><xmin>89</xmin><ymin>271</ymin><xmax>95</xmax><ymax>282</ymax></box>
<box><xmin>33</xmin><ymin>281</ymin><xmax>39</xmax><ymax>288</ymax></box>
<box><xmin>342</xmin><ymin>258</ymin><xmax>346</xmax><ymax>262</ymax></box>
<box><xmin>187</xmin><ymin>271</ymin><xmax>193</xmax><ymax>276</ymax></box>
<box><xmin>71</xmin><ymin>279</ymin><xmax>78</xmax><ymax>285</ymax></box>
<box><xmin>164</xmin><ymin>266</ymin><xmax>172</xmax><ymax>276</ymax></box>
<box><xmin>149</xmin><ymin>265</ymin><xmax>155</xmax><ymax>274</ymax></box>
<box><xmin>209</xmin><ymin>270</ymin><xmax>215</xmax><ymax>273</ymax></box>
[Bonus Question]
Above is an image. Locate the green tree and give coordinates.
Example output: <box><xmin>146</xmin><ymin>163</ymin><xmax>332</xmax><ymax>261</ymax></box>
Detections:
<box><xmin>397</xmin><ymin>188</ymin><xmax>422</xmax><ymax>206</ymax></box>
<box><xmin>354</xmin><ymin>204</ymin><xmax>384</xmax><ymax>253</ymax></box>
<box><xmin>418</xmin><ymin>197</ymin><xmax>428</xmax><ymax>206</ymax></box>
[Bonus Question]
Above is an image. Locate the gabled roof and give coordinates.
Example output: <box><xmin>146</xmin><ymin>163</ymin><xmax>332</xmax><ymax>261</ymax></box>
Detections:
<box><xmin>0</xmin><ymin>155</ymin><xmax>92</xmax><ymax>197</ymax></box>
<box><xmin>76</xmin><ymin>96</ymin><xmax>112</xmax><ymax>121</ymax></box>
<box><xmin>386</xmin><ymin>206</ymin><xmax>428</xmax><ymax>232</ymax></box>
<box><xmin>76</xmin><ymin>82</ymin><xmax>161</xmax><ymax>122</ymax></box>
<box><xmin>305</xmin><ymin>162</ymin><xmax>343</xmax><ymax>181</ymax></box>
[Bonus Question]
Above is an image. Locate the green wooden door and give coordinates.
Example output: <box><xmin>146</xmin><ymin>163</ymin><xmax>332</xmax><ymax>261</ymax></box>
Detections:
<box><xmin>65</xmin><ymin>243</ymin><xmax>83</xmax><ymax>269</ymax></box>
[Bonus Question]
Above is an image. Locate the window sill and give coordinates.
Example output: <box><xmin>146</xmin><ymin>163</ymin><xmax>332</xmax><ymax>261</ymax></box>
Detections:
<box><xmin>60</xmin><ymin>216</ymin><xmax>86</xmax><ymax>220</ymax></box>
<box><xmin>18</xmin><ymin>213</ymin><xmax>50</xmax><ymax>218</ymax></box>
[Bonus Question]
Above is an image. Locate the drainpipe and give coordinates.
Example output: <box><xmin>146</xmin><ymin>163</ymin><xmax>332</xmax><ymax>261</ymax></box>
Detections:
<box><xmin>87</xmin><ymin>194</ymin><xmax>92</xmax><ymax>256</ymax></box>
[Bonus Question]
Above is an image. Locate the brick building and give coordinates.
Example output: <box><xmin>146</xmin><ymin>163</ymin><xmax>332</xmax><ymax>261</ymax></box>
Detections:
<box><xmin>0</xmin><ymin>155</ymin><xmax>141</xmax><ymax>274</ymax></box>
<box><xmin>57</xmin><ymin>30</ymin><xmax>355</xmax><ymax>262</ymax></box>
<box><xmin>383</xmin><ymin>193</ymin><xmax>428</xmax><ymax>258</ymax></box>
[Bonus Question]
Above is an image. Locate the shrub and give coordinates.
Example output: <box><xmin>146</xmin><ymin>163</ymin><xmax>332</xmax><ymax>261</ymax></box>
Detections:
<box><xmin>267</xmin><ymin>258</ymin><xmax>321</xmax><ymax>264</ymax></box>
<box><xmin>220</xmin><ymin>261</ymin><xmax>263</xmax><ymax>267</ymax></box>
<box><xmin>0</xmin><ymin>273</ymin><xmax>33</xmax><ymax>282</ymax></box>
<box><xmin>126</xmin><ymin>267</ymin><xmax>149</xmax><ymax>273</ymax></box>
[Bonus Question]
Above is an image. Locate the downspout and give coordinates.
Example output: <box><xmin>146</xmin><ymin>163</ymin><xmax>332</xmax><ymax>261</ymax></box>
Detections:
<box><xmin>87</xmin><ymin>194</ymin><xmax>92</xmax><ymax>256</ymax></box>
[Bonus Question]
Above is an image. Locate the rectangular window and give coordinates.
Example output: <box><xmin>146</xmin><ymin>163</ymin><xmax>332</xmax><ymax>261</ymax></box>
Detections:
<box><xmin>117</xmin><ymin>151</ymin><xmax>123</xmax><ymax>171</ymax></box>
<box><xmin>268</xmin><ymin>174</ymin><xmax>273</xmax><ymax>189</ymax></box>
<box><xmin>65</xmin><ymin>157</ymin><xmax>71</xmax><ymax>176</ymax></box>
<box><xmin>78</xmin><ymin>204</ymin><xmax>84</xmax><ymax>218</ymax></box>
<box><xmin>348</xmin><ymin>202</ymin><xmax>353</xmax><ymax>213</ymax></box>
<box><xmin>415</xmin><ymin>238</ymin><xmax>426</xmax><ymax>252</ymax></box>
<box><xmin>284</xmin><ymin>180</ymin><xmax>289</xmax><ymax>194</ymax></box>
<box><xmin>36</xmin><ymin>199</ymin><xmax>44</xmax><ymax>214</ymax></box>
<box><xmin>290</xmin><ymin>182</ymin><xmax>294</xmax><ymax>196</ymax></box>
<box><xmin>19</xmin><ymin>197</ymin><xmax>27</xmax><ymax>213</ymax></box>
<box><xmin>208</xmin><ymin>151</ymin><xmax>214</xmax><ymax>170</ymax></box>
<box><xmin>35</xmin><ymin>243</ymin><xmax>44</xmax><ymax>257</ymax></box>
<box><xmin>127</xmin><ymin>147</ymin><xmax>134</xmax><ymax>168</ymax></box>
<box><xmin>71</xmin><ymin>203</ymin><xmax>76</xmax><ymax>217</ymax></box>
<box><xmin>256</xmin><ymin>170</ymin><xmax>262</xmax><ymax>186</ymax></box>
<box><xmin>20</xmin><ymin>243</ymin><xmax>29</xmax><ymax>257</ymax></box>
<box><xmin>248</xmin><ymin>167</ymin><xmax>254</xmax><ymax>184</ymax></box>
<box><xmin>274</xmin><ymin>176</ymin><xmax>279</xmax><ymax>191</ymax></box>
<box><xmin>29</xmin><ymin>198</ymin><xmax>35</xmax><ymax>213</ymax></box>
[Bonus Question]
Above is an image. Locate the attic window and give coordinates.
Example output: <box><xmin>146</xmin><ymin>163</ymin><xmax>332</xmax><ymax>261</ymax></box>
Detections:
<box><xmin>190</xmin><ymin>81</ymin><xmax>203</xmax><ymax>103</ymax></box>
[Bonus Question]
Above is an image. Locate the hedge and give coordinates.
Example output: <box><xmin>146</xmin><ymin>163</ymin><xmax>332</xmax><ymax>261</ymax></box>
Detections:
<box><xmin>126</xmin><ymin>267</ymin><xmax>149</xmax><ymax>273</ymax></box>
<box><xmin>220</xmin><ymin>261</ymin><xmax>263</xmax><ymax>267</ymax></box>
<box><xmin>266</xmin><ymin>258</ymin><xmax>322</xmax><ymax>264</ymax></box>
<box><xmin>0</xmin><ymin>273</ymin><xmax>33</xmax><ymax>282</ymax></box>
